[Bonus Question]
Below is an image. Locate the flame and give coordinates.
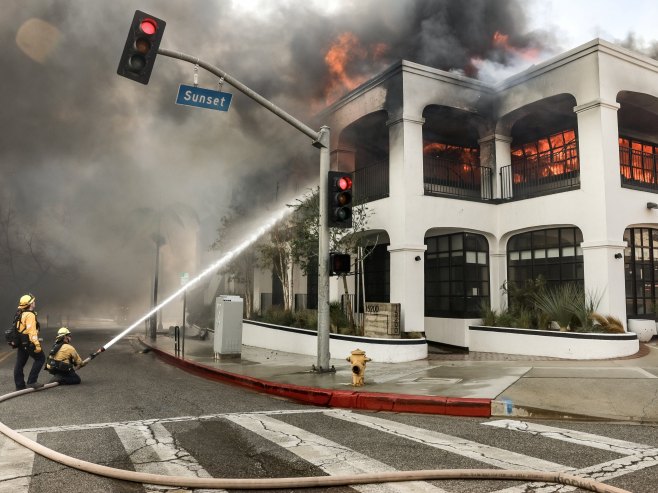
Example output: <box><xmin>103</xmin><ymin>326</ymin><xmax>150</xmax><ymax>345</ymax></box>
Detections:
<box><xmin>321</xmin><ymin>32</ymin><xmax>389</xmax><ymax>106</ymax></box>
<box><xmin>492</xmin><ymin>31</ymin><xmax>539</xmax><ymax>61</ymax></box>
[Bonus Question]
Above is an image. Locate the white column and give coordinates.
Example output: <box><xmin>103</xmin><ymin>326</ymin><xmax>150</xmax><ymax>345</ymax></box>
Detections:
<box><xmin>580</xmin><ymin>241</ymin><xmax>627</xmax><ymax>327</ymax></box>
<box><xmin>574</xmin><ymin>99</ymin><xmax>626</xmax><ymax>323</ymax></box>
<box><xmin>386</xmin><ymin>113</ymin><xmax>426</xmax><ymax>333</ymax></box>
<box><xmin>489</xmin><ymin>252</ymin><xmax>507</xmax><ymax>312</ymax></box>
<box><xmin>388</xmin><ymin>244</ymin><xmax>427</xmax><ymax>333</ymax></box>
<box><xmin>386</xmin><ymin>113</ymin><xmax>425</xmax><ymax>201</ymax></box>
<box><xmin>330</xmin><ymin>144</ymin><xmax>356</xmax><ymax>173</ymax></box>
<box><xmin>478</xmin><ymin>134</ymin><xmax>512</xmax><ymax>200</ymax></box>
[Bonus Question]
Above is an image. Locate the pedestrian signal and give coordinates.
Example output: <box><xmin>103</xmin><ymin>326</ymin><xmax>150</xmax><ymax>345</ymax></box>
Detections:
<box><xmin>329</xmin><ymin>253</ymin><xmax>351</xmax><ymax>275</ymax></box>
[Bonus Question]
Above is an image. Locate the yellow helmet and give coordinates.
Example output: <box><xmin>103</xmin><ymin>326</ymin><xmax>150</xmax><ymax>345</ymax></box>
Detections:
<box><xmin>18</xmin><ymin>294</ymin><xmax>35</xmax><ymax>308</ymax></box>
<box><xmin>56</xmin><ymin>327</ymin><xmax>71</xmax><ymax>339</ymax></box>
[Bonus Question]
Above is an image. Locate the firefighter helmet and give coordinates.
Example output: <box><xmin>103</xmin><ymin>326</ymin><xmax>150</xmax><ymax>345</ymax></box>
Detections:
<box><xmin>56</xmin><ymin>327</ymin><xmax>71</xmax><ymax>339</ymax></box>
<box><xmin>18</xmin><ymin>294</ymin><xmax>35</xmax><ymax>308</ymax></box>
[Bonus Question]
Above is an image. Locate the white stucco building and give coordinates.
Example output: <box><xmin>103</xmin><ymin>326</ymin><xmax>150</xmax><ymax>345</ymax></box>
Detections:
<box><xmin>253</xmin><ymin>39</ymin><xmax>658</xmax><ymax>350</ymax></box>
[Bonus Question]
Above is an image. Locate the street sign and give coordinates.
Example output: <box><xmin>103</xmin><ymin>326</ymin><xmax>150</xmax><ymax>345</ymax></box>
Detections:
<box><xmin>180</xmin><ymin>272</ymin><xmax>190</xmax><ymax>287</ymax></box>
<box><xmin>175</xmin><ymin>84</ymin><xmax>233</xmax><ymax>112</ymax></box>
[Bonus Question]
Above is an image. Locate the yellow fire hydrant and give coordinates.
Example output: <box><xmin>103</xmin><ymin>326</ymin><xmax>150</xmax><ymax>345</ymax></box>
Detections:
<box><xmin>347</xmin><ymin>349</ymin><xmax>371</xmax><ymax>387</ymax></box>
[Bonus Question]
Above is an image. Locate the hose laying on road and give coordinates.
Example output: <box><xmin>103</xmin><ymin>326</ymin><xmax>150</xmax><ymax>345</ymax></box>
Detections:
<box><xmin>0</xmin><ymin>386</ymin><xmax>632</xmax><ymax>492</ymax></box>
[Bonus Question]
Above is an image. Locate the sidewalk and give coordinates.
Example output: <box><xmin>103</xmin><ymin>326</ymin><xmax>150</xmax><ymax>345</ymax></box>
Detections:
<box><xmin>139</xmin><ymin>334</ymin><xmax>658</xmax><ymax>422</ymax></box>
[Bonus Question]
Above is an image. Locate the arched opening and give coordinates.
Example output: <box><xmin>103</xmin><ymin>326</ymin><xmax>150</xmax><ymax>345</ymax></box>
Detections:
<box><xmin>502</xmin><ymin>94</ymin><xmax>579</xmax><ymax>200</ymax></box>
<box><xmin>422</xmin><ymin>105</ymin><xmax>490</xmax><ymax>200</ymax></box>
<box><xmin>617</xmin><ymin>91</ymin><xmax>658</xmax><ymax>191</ymax></box>
<box><xmin>337</xmin><ymin>111</ymin><xmax>389</xmax><ymax>204</ymax></box>
<box><xmin>424</xmin><ymin>231</ymin><xmax>490</xmax><ymax>318</ymax></box>
<box><xmin>506</xmin><ymin>226</ymin><xmax>584</xmax><ymax>307</ymax></box>
<box><xmin>623</xmin><ymin>227</ymin><xmax>658</xmax><ymax>319</ymax></box>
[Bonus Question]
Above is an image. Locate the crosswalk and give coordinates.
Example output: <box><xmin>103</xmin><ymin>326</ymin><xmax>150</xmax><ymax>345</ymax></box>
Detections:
<box><xmin>1</xmin><ymin>409</ymin><xmax>656</xmax><ymax>492</ymax></box>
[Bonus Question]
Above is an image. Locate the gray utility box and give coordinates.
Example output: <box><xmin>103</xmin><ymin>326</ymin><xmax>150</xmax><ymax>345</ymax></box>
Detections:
<box><xmin>213</xmin><ymin>295</ymin><xmax>244</xmax><ymax>359</ymax></box>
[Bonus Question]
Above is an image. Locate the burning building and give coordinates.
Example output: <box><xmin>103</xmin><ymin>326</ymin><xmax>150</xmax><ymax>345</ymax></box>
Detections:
<box><xmin>310</xmin><ymin>38</ymin><xmax>658</xmax><ymax>351</ymax></box>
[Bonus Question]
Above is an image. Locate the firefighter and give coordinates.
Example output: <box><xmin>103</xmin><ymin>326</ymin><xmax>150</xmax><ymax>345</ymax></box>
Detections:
<box><xmin>46</xmin><ymin>327</ymin><xmax>85</xmax><ymax>385</ymax></box>
<box><xmin>13</xmin><ymin>294</ymin><xmax>45</xmax><ymax>391</ymax></box>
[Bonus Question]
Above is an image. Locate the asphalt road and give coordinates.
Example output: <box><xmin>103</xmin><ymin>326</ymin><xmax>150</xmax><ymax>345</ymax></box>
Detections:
<box><xmin>1</xmin><ymin>327</ymin><xmax>657</xmax><ymax>493</ymax></box>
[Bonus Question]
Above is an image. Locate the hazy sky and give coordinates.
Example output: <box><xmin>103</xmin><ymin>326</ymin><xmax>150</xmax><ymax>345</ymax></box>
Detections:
<box><xmin>1</xmin><ymin>0</ymin><xmax>656</xmax><ymax>320</ymax></box>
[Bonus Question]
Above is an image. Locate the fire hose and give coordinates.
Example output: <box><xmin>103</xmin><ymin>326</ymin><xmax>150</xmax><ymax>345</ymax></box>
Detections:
<box><xmin>0</xmin><ymin>364</ymin><xmax>632</xmax><ymax>492</ymax></box>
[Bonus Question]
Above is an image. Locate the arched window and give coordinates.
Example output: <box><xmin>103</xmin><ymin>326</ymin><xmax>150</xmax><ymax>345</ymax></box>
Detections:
<box><xmin>507</xmin><ymin>227</ymin><xmax>583</xmax><ymax>294</ymax></box>
<box><xmin>624</xmin><ymin>228</ymin><xmax>658</xmax><ymax>318</ymax></box>
<box><xmin>425</xmin><ymin>232</ymin><xmax>489</xmax><ymax>317</ymax></box>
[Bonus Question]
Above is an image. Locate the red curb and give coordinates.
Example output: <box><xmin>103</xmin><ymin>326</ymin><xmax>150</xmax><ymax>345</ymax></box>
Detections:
<box><xmin>143</xmin><ymin>340</ymin><xmax>491</xmax><ymax>417</ymax></box>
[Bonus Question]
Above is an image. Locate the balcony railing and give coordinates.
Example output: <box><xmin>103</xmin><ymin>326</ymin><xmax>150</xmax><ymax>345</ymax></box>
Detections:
<box><xmin>352</xmin><ymin>161</ymin><xmax>389</xmax><ymax>204</ymax></box>
<box><xmin>500</xmin><ymin>157</ymin><xmax>580</xmax><ymax>200</ymax></box>
<box><xmin>423</xmin><ymin>156</ymin><xmax>493</xmax><ymax>201</ymax></box>
<box><xmin>620</xmin><ymin>146</ymin><xmax>658</xmax><ymax>191</ymax></box>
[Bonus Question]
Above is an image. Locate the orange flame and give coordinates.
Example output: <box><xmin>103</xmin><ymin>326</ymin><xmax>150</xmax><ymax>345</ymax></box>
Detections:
<box><xmin>321</xmin><ymin>32</ymin><xmax>389</xmax><ymax>106</ymax></box>
<box><xmin>493</xmin><ymin>31</ymin><xmax>539</xmax><ymax>61</ymax></box>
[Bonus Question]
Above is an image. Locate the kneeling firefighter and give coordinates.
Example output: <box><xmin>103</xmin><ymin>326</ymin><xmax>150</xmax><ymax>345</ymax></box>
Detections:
<box><xmin>46</xmin><ymin>327</ymin><xmax>85</xmax><ymax>385</ymax></box>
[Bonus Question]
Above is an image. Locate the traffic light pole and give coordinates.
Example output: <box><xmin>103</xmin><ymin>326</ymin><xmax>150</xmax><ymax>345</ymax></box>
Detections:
<box><xmin>157</xmin><ymin>48</ymin><xmax>333</xmax><ymax>372</ymax></box>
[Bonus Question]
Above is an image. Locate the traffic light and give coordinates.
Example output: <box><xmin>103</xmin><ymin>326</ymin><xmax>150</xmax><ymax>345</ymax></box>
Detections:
<box><xmin>328</xmin><ymin>171</ymin><xmax>353</xmax><ymax>228</ymax></box>
<box><xmin>329</xmin><ymin>252</ymin><xmax>351</xmax><ymax>275</ymax></box>
<box><xmin>117</xmin><ymin>10</ymin><xmax>166</xmax><ymax>85</ymax></box>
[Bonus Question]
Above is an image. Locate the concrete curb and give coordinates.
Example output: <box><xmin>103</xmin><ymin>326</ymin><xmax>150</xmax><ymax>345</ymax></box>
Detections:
<box><xmin>142</xmin><ymin>340</ymin><xmax>491</xmax><ymax>418</ymax></box>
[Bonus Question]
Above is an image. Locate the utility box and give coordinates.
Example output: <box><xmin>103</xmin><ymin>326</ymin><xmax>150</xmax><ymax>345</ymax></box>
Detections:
<box><xmin>213</xmin><ymin>295</ymin><xmax>243</xmax><ymax>359</ymax></box>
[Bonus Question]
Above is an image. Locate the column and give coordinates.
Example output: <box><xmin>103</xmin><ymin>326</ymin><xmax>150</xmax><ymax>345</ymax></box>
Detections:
<box><xmin>386</xmin><ymin>113</ymin><xmax>426</xmax><ymax>333</ymax></box>
<box><xmin>488</xmin><ymin>251</ymin><xmax>507</xmax><ymax>312</ymax></box>
<box><xmin>574</xmin><ymin>99</ymin><xmax>626</xmax><ymax>322</ymax></box>
<box><xmin>387</xmin><ymin>244</ymin><xmax>427</xmax><ymax>333</ymax></box>
<box><xmin>330</xmin><ymin>145</ymin><xmax>356</xmax><ymax>173</ymax></box>
<box><xmin>580</xmin><ymin>241</ymin><xmax>627</xmax><ymax>326</ymax></box>
<box><xmin>478</xmin><ymin>134</ymin><xmax>512</xmax><ymax>200</ymax></box>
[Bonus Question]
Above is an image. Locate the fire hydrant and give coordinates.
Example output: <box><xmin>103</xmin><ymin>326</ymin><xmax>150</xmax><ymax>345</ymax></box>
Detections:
<box><xmin>347</xmin><ymin>349</ymin><xmax>371</xmax><ymax>387</ymax></box>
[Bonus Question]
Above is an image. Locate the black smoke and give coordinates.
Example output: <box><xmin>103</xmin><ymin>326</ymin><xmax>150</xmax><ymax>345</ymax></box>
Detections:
<box><xmin>0</xmin><ymin>0</ymin><xmax>554</xmax><ymax>321</ymax></box>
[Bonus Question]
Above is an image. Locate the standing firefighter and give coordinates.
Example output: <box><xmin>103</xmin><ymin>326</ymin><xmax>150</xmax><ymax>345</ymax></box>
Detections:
<box><xmin>46</xmin><ymin>327</ymin><xmax>85</xmax><ymax>385</ymax></box>
<box><xmin>13</xmin><ymin>294</ymin><xmax>45</xmax><ymax>390</ymax></box>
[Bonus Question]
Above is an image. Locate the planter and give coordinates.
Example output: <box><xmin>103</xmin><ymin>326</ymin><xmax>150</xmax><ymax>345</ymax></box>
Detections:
<box><xmin>468</xmin><ymin>326</ymin><xmax>639</xmax><ymax>359</ymax></box>
<box><xmin>628</xmin><ymin>319</ymin><xmax>657</xmax><ymax>342</ymax></box>
<box><xmin>243</xmin><ymin>320</ymin><xmax>428</xmax><ymax>363</ymax></box>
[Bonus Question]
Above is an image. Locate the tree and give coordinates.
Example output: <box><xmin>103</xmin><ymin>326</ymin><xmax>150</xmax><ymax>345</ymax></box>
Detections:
<box><xmin>258</xmin><ymin>217</ymin><xmax>295</xmax><ymax>311</ymax></box>
<box><xmin>0</xmin><ymin>199</ymin><xmax>77</xmax><ymax>312</ymax></box>
<box><xmin>211</xmin><ymin>204</ymin><xmax>258</xmax><ymax>318</ymax></box>
<box><xmin>289</xmin><ymin>187</ymin><xmax>376</xmax><ymax>333</ymax></box>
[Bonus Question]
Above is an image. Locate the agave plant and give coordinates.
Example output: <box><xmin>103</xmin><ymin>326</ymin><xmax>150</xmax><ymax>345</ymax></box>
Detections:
<box><xmin>531</xmin><ymin>283</ymin><xmax>583</xmax><ymax>331</ymax></box>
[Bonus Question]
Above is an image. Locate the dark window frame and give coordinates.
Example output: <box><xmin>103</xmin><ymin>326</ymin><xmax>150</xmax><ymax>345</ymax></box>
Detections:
<box><xmin>507</xmin><ymin>227</ymin><xmax>584</xmax><ymax>302</ymax></box>
<box><xmin>425</xmin><ymin>232</ymin><xmax>490</xmax><ymax>318</ymax></box>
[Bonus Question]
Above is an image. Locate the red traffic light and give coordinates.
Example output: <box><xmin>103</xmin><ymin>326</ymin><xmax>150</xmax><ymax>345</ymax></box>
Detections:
<box><xmin>139</xmin><ymin>19</ymin><xmax>158</xmax><ymax>35</ymax></box>
<box><xmin>117</xmin><ymin>10</ymin><xmax>166</xmax><ymax>85</ymax></box>
<box><xmin>337</xmin><ymin>176</ymin><xmax>352</xmax><ymax>191</ymax></box>
<box><xmin>328</xmin><ymin>171</ymin><xmax>353</xmax><ymax>228</ymax></box>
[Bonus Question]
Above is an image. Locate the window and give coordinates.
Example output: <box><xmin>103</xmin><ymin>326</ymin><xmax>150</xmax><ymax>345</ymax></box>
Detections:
<box><xmin>507</xmin><ymin>227</ymin><xmax>583</xmax><ymax>299</ymax></box>
<box><xmin>425</xmin><ymin>232</ymin><xmax>489</xmax><ymax>317</ymax></box>
<box><xmin>363</xmin><ymin>244</ymin><xmax>389</xmax><ymax>303</ymax></box>
<box><xmin>619</xmin><ymin>136</ymin><xmax>658</xmax><ymax>186</ymax></box>
<box><xmin>624</xmin><ymin>228</ymin><xmax>658</xmax><ymax>318</ymax></box>
<box><xmin>511</xmin><ymin>129</ymin><xmax>579</xmax><ymax>183</ymax></box>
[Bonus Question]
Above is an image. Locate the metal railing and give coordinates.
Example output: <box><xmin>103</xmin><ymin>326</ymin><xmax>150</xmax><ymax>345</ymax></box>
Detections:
<box><xmin>423</xmin><ymin>156</ymin><xmax>493</xmax><ymax>200</ymax></box>
<box><xmin>500</xmin><ymin>156</ymin><xmax>580</xmax><ymax>200</ymax></box>
<box><xmin>620</xmin><ymin>147</ymin><xmax>658</xmax><ymax>191</ymax></box>
<box><xmin>352</xmin><ymin>161</ymin><xmax>389</xmax><ymax>204</ymax></box>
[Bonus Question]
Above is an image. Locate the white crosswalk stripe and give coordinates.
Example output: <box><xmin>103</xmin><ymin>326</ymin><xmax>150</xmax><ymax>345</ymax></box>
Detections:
<box><xmin>114</xmin><ymin>421</ymin><xmax>222</xmax><ymax>493</ymax></box>
<box><xmin>0</xmin><ymin>431</ymin><xmax>37</xmax><ymax>493</ymax></box>
<box><xmin>326</xmin><ymin>409</ymin><xmax>570</xmax><ymax>472</ymax></box>
<box><xmin>485</xmin><ymin>419</ymin><xmax>658</xmax><ymax>493</ymax></box>
<box><xmin>226</xmin><ymin>412</ymin><xmax>449</xmax><ymax>493</ymax></box>
<box><xmin>1</xmin><ymin>410</ymin><xmax>656</xmax><ymax>492</ymax></box>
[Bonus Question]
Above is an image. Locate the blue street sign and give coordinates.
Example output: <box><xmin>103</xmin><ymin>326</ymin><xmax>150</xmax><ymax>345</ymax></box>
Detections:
<box><xmin>175</xmin><ymin>84</ymin><xmax>233</xmax><ymax>112</ymax></box>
